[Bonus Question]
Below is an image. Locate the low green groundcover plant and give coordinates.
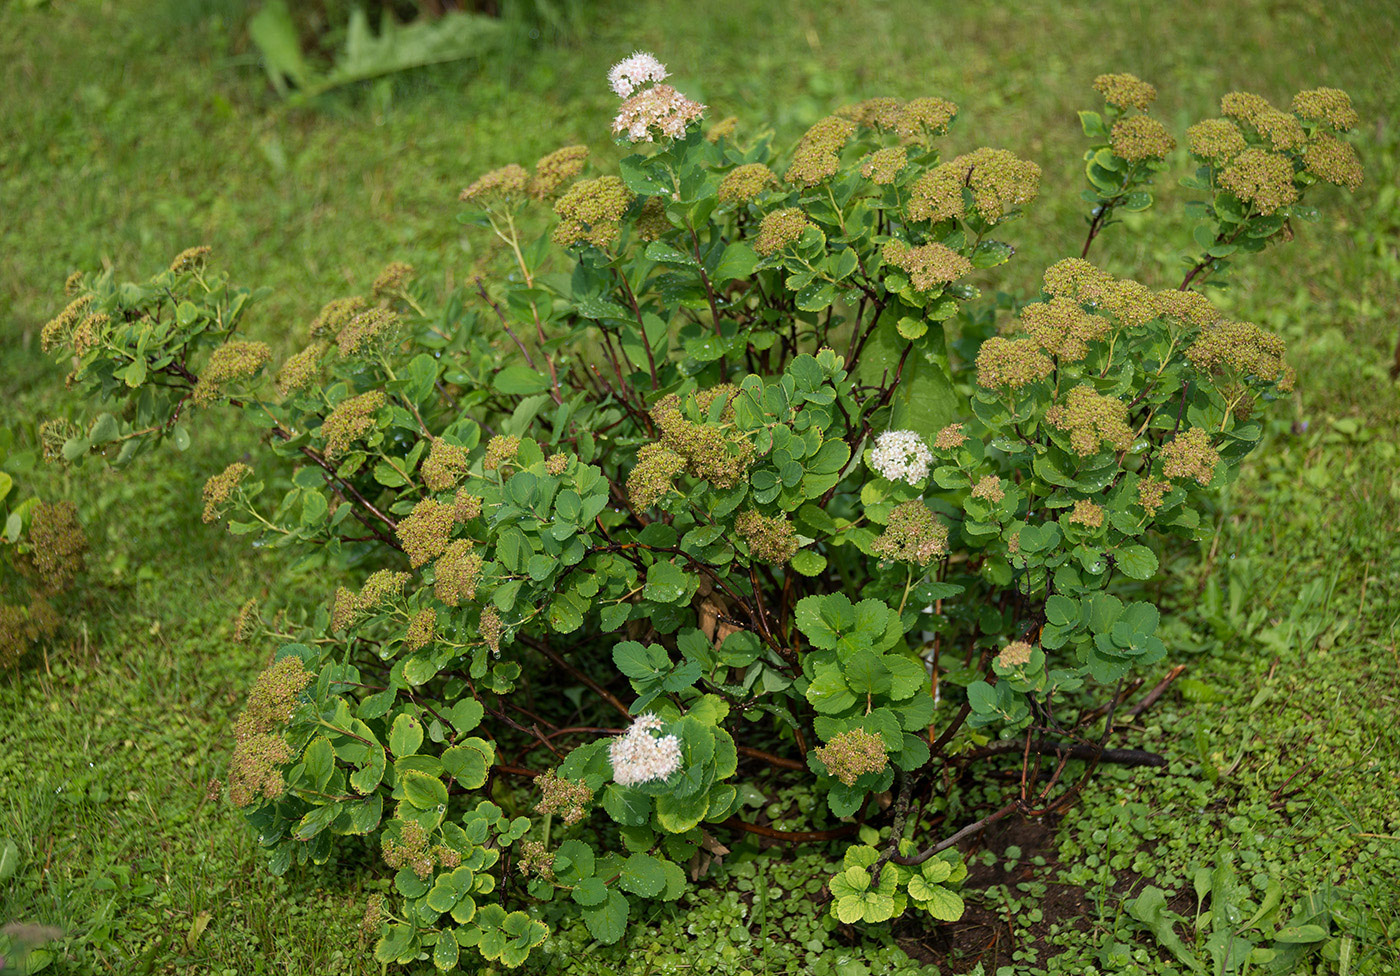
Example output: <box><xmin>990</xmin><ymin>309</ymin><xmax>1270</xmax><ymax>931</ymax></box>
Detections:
<box><xmin>33</xmin><ymin>52</ymin><xmax>1363</xmax><ymax>970</ymax></box>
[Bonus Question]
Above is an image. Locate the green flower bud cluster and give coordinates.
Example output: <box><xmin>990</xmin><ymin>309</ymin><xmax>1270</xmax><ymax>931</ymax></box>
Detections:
<box><xmin>755</xmin><ymin>207</ymin><xmax>812</xmax><ymax>257</ymax></box>
<box><xmin>718</xmin><ymin>163</ymin><xmax>776</xmax><ymax>204</ymax></box>
<box><xmin>813</xmin><ymin>729</ymin><xmax>889</xmax><ymax>786</ymax></box>
<box><xmin>870</xmin><ymin>500</ymin><xmax>949</xmax><ymax>565</ymax></box>
<box><xmin>553</xmin><ymin>176</ymin><xmax>635</xmax><ymax>248</ymax></box>
<box><xmin>321</xmin><ymin>390</ymin><xmax>385</xmax><ymax>459</ymax></box>
<box><xmin>1160</xmin><ymin>427</ymin><xmax>1219</xmax><ymax>486</ymax></box>
<box><xmin>422</xmin><ymin>438</ymin><xmax>469</xmax><ymax>491</ymax></box>
<box><xmin>785</xmin><ymin>116</ymin><xmax>857</xmax><ymax>187</ymax></box>
<box><xmin>882</xmin><ymin>240</ymin><xmax>971</xmax><ymax>292</ymax></box>
<box><xmin>202</xmin><ymin>462</ymin><xmax>252</xmax><ymax>523</ymax></box>
<box><xmin>192</xmin><ymin>340</ymin><xmax>271</xmax><ymax>405</ymax></box>
<box><xmin>529</xmin><ymin>145</ymin><xmax>590</xmax><ymax>200</ymax></box>
<box><xmin>734</xmin><ymin>509</ymin><xmax>799</xmax><ymax>564</ymax></box>
<box><xmin>1045</xmin><ymin>384</ymin><xmax>1133</xmax><ymax>457</ymax></box>
<box><xmin>535</xmin><ymin>770</ymin><xmax>593</xmax><ymax>825</ymax></box>
<box><xmin>906</xmin><ymin>146</ymin><xmax>1041</xmax><ymax>224</ymax></box>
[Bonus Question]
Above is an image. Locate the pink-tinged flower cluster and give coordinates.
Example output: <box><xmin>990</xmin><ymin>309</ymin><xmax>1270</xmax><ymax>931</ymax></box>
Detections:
<box><xmin>870</xmin><ymin>429</ymin><xmax>933</xmax><ymax>485</ymax></box>
<box><xmin>608</xmin><ymin>714</ymin><xmax>683</xmax><ymax>786</ymax></box>
<box><xmin>606</xmin><ymin>51</ymin><xmax>704</xmax><ymax>143</ymax></box>
<box><xmin>608</xmin><ymin>51</ymin><xmax>668</xmax><ymax>97</ymax></box>
<box><xmin>613</xmin><ymin>84</ymin><xmax>706</xmax><ymax>143</ymax></box>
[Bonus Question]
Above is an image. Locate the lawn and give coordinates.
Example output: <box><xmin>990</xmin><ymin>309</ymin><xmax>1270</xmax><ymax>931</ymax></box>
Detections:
<box><xmin>2</xmin><ymin>1</ymin><xmax>1398</xmax><ymax>973</ymax></box>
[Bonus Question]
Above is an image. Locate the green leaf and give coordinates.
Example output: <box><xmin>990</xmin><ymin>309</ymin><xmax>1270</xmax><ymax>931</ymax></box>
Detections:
<box><xmin>442</xmin><ymin>739</ymin><xmax>493</xmax><ymax>789</ymax></box>
<box><xmin>656</xmin><ymin>790</ymin><xmax>710</xmax><ymax>833</ymax></box>
<box><xmin>715</xmin><ymin>242</ymin><xmax>759</xmax><ymax>282</ymax></box>
<box><xmin>389</xmin><ymin>713</ymin><xmax>423</xmax><ymax>757</ymax></box>
<box><xmin>966</xmin><ymin>681</ymin><xmax>998</xmax><ymax>714</ymax></box>
<box><xmin>302</xmin><ymin>736</ymin><xmax>334</xmax><ymax>790</ymax></box>
<box><xmin>433</xmin><ymin>930</ymin><xmax>460</xmax><ymax>970</ymax></box>
<box><xmin>0</xmin><ymin>838</ymin><xmax>20</xmax><ymax>883</ymax></box>
<box><xmin>644</xmin><ymin>561</ymin><xmax>693</xmax><ymax>604</ymax></box>
<box><xmin>1273</xmin><ymin>924</ymin><xmax>1329</xmax><ymax>944</ymax></box>
<box><xmin>1115</xmin><ymin>544</ymin><xmax>1158</xmax><ymax>580</ymax></box>
<box><xmin>789</xmin><ymin>549</ymin><xmax>827</xmax><ymax>576</ymax></box>
<box><xmin>582</xmin><ymin>889</ymin><xmax>630</xmax><ymax>944</ymax></box>
<box><xmin>401</xmin><ymin>771</ymin><xmax>449</xmax><ymax>810</ymax></box>
<box><xmin>921</xmin><ymin>886</ymin><xmax>965</xmax><ymax>921</ymax></box>
<box><xmin>619</xmin><ymin>853</ymin><xmax>668</xmax><ymax>897</ymax></box>
<box><xmin>1126</xmin><ymin>886</ymin><xmax>1204</xmax><ymax>972</ymax></box>
<box><xmin>374</xmin><ymin>923</ymin><xmax>416</xmax><ymax>965</ymax></box>
<box><xmin>495</xmin><ymin>365</ymin><xmax>550</xmax><ymax>395</ymax></box>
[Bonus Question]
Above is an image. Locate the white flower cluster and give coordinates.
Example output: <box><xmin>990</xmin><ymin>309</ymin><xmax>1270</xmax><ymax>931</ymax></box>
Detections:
<box><xmin>607</xmin><ymin>51</ymin><xmax>668</xmax><ymax>98</ymax></box>
<box><xmin>870</xmin><ymin>429</ymin><xmax>934</xmax><ymax>485</ymax></box>
<box><xmin>608</xmin><ymin>714</ymin><xmax>683</xmax><ymax>787</ymax></box>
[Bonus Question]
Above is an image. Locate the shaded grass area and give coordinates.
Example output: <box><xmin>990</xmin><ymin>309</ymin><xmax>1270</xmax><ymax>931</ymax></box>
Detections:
<box><xmin>2</xmin><ymin>0</ymin><xmax>1398</xmax><ymax>972</ymax></box>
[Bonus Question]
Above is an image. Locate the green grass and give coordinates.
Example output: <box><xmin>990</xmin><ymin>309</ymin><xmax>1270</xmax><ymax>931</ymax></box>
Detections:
<box><xmin>2</xmin><ymin>0</ymin><xmax>1398</xmax><ymax>972</ymax></box>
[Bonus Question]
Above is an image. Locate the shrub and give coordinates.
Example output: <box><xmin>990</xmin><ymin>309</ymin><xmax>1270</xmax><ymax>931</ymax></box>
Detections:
<box><xmin>0</xmin><ymin>427</ymin><xmax>88</xmax><ymax>670</ymax></box>
<box><xmin>35</xmin><ymin>54</ymin><xmax>1361</xmax><ymax>969</ymax></box>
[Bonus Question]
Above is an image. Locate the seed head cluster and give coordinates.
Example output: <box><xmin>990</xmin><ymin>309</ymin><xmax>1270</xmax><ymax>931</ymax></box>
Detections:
<box><xmin>1186</xmin><ymin>319</ymin><xmax>1293</xmax><ymax>390</ymax></box>
<box><xmin>649</xmin><ymin>390</ymin><xmax>755</xmax><ymax>489</ymax></box>
<box><xmin>229</xmin><ymin>656</ymin><xmax>312</xmax><ymax>807</ymax></box>
<box><xmin>1186</xmin><ymin>118</ymin><xmax>1248</xmax><ymax>161</ymax></box>
<box><xmin>628</xmin><ymin>443</ymin><xmax>686</xmax><ymax>509</ymax></box>
<box><xmin>434</xmin><ymin>540</ymin><xmax>483</xmax><ymax>606</ymax></box>
<box><xmin>483</xmin><ymin>434</ymin><xmax>521</xmax><ymax>472</ymax></box>
<box><xmin>460</xmin><ymin>163</ymin><xmax>530</xmax><ymax>205</ymax></box>
<box><xmin>371</xmin><ymin>261</ymin><xmax>414</xmax><ymax>300</ymax></box>
<box><xmin>1218</xmin><ymin>148</ymin><xmax>1298</xmax><ymax>215</ymax></box>
<box><xmin>169</xmin><ymin>245</ymin><xmax>213</xmax><ymax>274</ymax></box>
<box><xmin>1016</xmin><ymin>297</ymin><xmax>1111</xmax><ymax>362</ymax></box>
<box><xmin>336</xmin><ymin>307</ymin><xmax>399</xmax><ymax>358</ymax></box>
<box><xmin>1291</xmin><ymin>87</ymin><xmax>1358</xmax><ymax>131</ymax></box>
<box><xmin>1067</xmin><ymin>499</ymin><xmax>1105</xmax><ymax>528</ymax></box>
<box><xmin>608</xmin><ymin>714</ymin><xmax>683</xmax><ymax>786</ymax></box>
<box><xmin>479</xmin><ymin>605</ymin><xmax>504</xmax><ymax>656</ymax></box>
<box><xmin>1137</xmin><ymin>476</ymin><xmax>1170</xmax><ymax>515</ymax></box>
<box><xmin>276</xmin><ymin>342</ymin><xmax>325</xmax><ymax>395</ymax></box>
<box><xmin>861</xmin><ymin>147</ymin><xmax>908</xmax><ymax>185</ymax></box>
<box><xmin>998</xmin><ymin>640</ymin><xmax>1034</xmax><ymax>668</ymax></box>
<box><xmin>1221</xmin><ymin>91</ymin><xmax>1307</xmax><ymax>152</ymax></box>
<box><xmin>40</xmin><ymin>294</ymin><xmax>92</xmax><ymax>352</ymax></box>
<box><xmin>309</xmin><ymin>297</ymin><xmax>369</xmax><ymax>339</ymax></box>
<box><xmin>933</xmin><ymin>423</ymin><xmax>967</xmax><ymax>451</ymax></box>
<box><xmin>1045</xmin><ymin>385</ymin><xmax>1133</xmax><ymax>457</ymax></box>
<box><xmin>871</xmin><ymin>501</ymin><xmax>949</xmax><ymax>566</ymax></box>
<box><xmin>23</xmin><ymin>501</ymin><xmax>88</xmax><ymax>594</ymax></box>
<box><xmin>1303</xmin><ymin>134</ymin><xmax>1363</xmax><ymax>191</ymax></box>
<box><xmin>970</xmin><ymin>475</ymin><xmax>1005</xmax><ymax>504</ymax></box>
<box><xmin>397</xmin><ymin>498</ymin><xmax>456</xmax><ymax>568</ymax></box>
<box><xmin>421</xmin><ymin>439</ymin><xmax>469</xmax><ymax>492</ymax></box>
<box><xmin>814</xmin><ymin>729</ymin><xmax>888</xmax><ymax>786</ymax></box>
